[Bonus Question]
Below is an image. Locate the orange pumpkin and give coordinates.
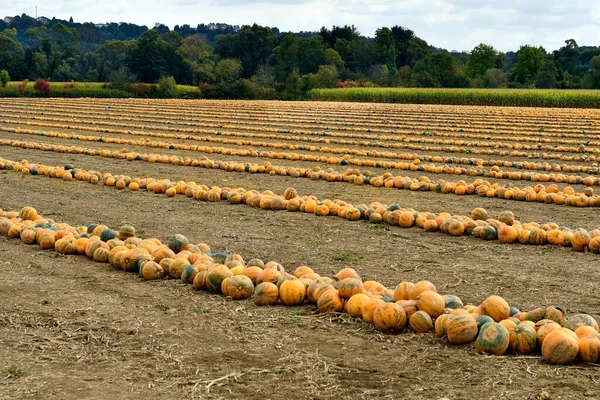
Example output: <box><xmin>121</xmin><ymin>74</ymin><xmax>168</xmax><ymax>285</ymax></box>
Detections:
<box><xmin>335</xmin><ymin>267</ymin><xmax>361</xmax><ymax>281</ymax></box>
<box><xmin>317</xmin><ymin>288</ymin><xmax>344</xmax><ymax>313</ymax></box>
<box><xmin>254</xmin><ymin>282</ymin><xmax>279</xmax><ymax>306</ymax></box>
<box><xmin>227</xmin><ymin>275</ymin><xmax>255</xmax><ymax>300</ymax></box>
<box><xmin>509</xmin><ymin>324</ymin><xmax>537</xmax><ymax>355</ymax></box>
<box><xmin>408</xmin><ymin>280</ymin><xmax>436</xmax><ymax>300</ymax></box>
<box><xmin>480</xmin><ymin>295</ymin><xmax>510</xmax><ymax>322</ymax></box>
<box><xmin>193</xmin><ymin>270</ymin><xmax>209</xmax><ymax>290</ymax></box>
<box><xmin>446</xmin><ymin>315</ymin><xmax>478</xmax><ymax>345</ymax></box>
<box><xmin>140</xmin><ymin>261</ymin><xmax>164</xmax><ymax>280</ymax></box>
<box><xmin>475</xmin><ymin>322</ymin><xmax>510</xmax><ymax>355</ymax></box>
<box><xmin>337</xmin><ymin>278</ymin><xmax>364</xmax><ymax>299</ymax></box>
<box><xmin>578</xmin><ymin>334</ymin><xmax>600</xmax><ymax>363</ymax></box>
<box><xmin>409</xmin><ymin>310</ymin><xmax>433</xmax><ymax>333</ymax></box>
<box><xmin>279</xmin><ymin>279</ymin><xmax>306</xmax><ymax>306</ymax></box>
<box><xmin>575</xmin><ymin>326</ymin><xmax>599</xmax><ymax>338</ymax></box>
<box><xmin>541</xmin><ymin>328</ymin><xmax>579</xmax><ymax>365</ymax></box>
<box><xmin>435</xmin><ymin>314</ymin><xmax>452</xmax><ymax>338</ymax></box>
<box><xmin>416</xmin><ymin>290</ymin><xmax>445</xmax><ymax>318</ymax></box>
<box><xmin>361</xmin><ymin>297</ymin><xmax>384</xmax><ymax>324</ymax></box>
<box><xmin>345</xmin><ymin>293</ymin><xmax>370</xmax><ymax>317</ymax></box>
<box><xmin>373</xmin><ymin>303</ymin><xmax>407</xmax><ymax>333</ymax></box>
<box><xmin>393</xmin><ymin>281</ymin><xmax>414</xmax><ymax>301</ymax></box>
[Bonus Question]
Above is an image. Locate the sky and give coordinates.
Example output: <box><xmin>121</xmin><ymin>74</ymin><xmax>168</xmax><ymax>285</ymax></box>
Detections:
<box><xmin>3</xmin><ymin>0</ymin><xmax>600</xmax><ymax>52</ymax></box>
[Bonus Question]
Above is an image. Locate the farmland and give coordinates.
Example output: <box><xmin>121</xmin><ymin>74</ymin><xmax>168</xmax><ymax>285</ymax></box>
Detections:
<box><xmin>1</xmin><ymin>98</ymin><xmax>599</xmax><ymax>400</ymax></box>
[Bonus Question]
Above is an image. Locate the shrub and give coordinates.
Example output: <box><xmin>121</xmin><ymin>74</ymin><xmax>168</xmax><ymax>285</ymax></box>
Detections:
<box><xmin>0</xmin><ymin>70</ymin><xmax>9</xmax><ymax>88</ymax></box>
<box><xmin>33</xmin><ymin>78</ymin><xmax>51</xmax><ymax>94</ymax></box>
<box><xmin>108</xmin><ymin>66</ymin><xmax>137</xmax><ymax>90</ymax></box>
<box><xmin>126</xmin><ymin>83</ymin><xmax>152</xmax><ymax>97</ymax></box>
<box><xmin>157</xmin><ymin>76</ymin><xmax>177</xmax><ymax>98</ymax></box>
<box><xmin>64</xmin><ymin>83</ymin><xmax>75</xmax><ymax>90</ymax></box>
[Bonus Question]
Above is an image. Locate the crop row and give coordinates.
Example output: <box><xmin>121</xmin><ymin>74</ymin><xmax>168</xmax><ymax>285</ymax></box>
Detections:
<box><xmin>1</xmin><ymin>205</ymin><xmax>598</xmax><ymax>366</ymax></box>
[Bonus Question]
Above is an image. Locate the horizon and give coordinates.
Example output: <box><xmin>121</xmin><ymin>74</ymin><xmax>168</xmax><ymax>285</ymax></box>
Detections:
<box><xmin>4</xmin><ymin>1</ymin><xmax>599</xmax><ymax>53</ymax></box>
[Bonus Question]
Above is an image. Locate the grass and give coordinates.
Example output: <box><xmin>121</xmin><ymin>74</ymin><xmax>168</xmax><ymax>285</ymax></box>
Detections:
<box><xmin>195</xmin><ymin>307</ymin><xmax>210</xmax><ymax>314</ymax></box>
<box><xmin>310</xmin><ymin>88</ymin><xmax>600</xmax><ymax>108</ymax></box>
<box><xmin>6</xmin><ymin>365</ymin><xmax>24</xmax><ymax>377</ymax></box>
<box><xmin>330</xmin><ymin>252</ymin><xmax>362</xmax><ymax>262</ymax></box>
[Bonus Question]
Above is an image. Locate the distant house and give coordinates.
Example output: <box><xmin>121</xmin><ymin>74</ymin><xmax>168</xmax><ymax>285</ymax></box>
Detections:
<box><xmin>36</xmin><ymin>16</ymin><xmax>50</xmax><ymax>24</ymax></box>
<box><xmin>95</xmin><ymin>23</ymin><xmax>108</xmax><ymax>28</ymax></box>
<box><xmin>3</xmin><ymin>16</ymin><xmax>14</xmax><ymax>24</ymax></box>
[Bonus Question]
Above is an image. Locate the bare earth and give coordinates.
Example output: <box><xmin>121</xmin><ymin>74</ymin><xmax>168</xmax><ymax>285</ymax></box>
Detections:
<box><xmin>0</xmin><ymin>99</ymin><xmax>599</xmax><ymax>400</ymax></box>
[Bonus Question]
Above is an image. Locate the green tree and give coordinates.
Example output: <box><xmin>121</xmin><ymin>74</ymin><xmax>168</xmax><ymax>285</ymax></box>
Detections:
<box><xmin>467</xmin><ymin>43</ymin><xmax>499</xmax><ymax>78</ymax></box>
<box><xmin>511</xmin><ymin>45</ymin><xmax>546</xmax><ymax>85</ymax></box>
<box><xmin>374</xmin><ymin>27</ymin><xmax>396</xmax><ymax>73</ymax></box>
<box><xmin>553</xmin><ymin>39</ymin><xmax>580</xmax><ymax>76</ymax></box>
<box><xmin>412</xmin><ymin>53</ymin><xmax>466</xmax><ymax>87</ymax></box>
<box><xmin>390</xmin><ymin>26</ymin><xmax>414</xmax><ymax>67</ymax></box>
<box><xmin>582</xmin><ymin>55</ymin><xmax>600</xmax><ymax>89</ymax></box>
<box><xmin>0</xmin><ymin>69</ymin><xmax>9</xmax><ymax>87</ymax></box>
<box><xmin>393</xmin><ymin>65</ymin><xmax>413</xmax><ymax>87</ymax></box>
<box><xmin>127</xmin><ymin>30</ymin><xmax>167</xmax><ymax>82</ymax></box>
<box><xmin>216</xmin><ymin>58</ymin><xmax>242</xmax><ymax>83</ymax></box>
<box><xmin>325</xmin><ymin>48</ymin><xmax>344</xmax><ymax>72</ymax></box>
<box><xmin>483</xmin><ymin>68</ymin><xmax>508</xmax><ymax>88</ymax></box>
<box><xmin>314</xmin><ymin>65</ymin><xmax>339</xmax><ymax>88</ymax></box>
<box><xmin>406</xmin><ymin>37</ymin><xmax>432</xmax><ymax>67</ymax></box>
<box><xmin>0</xmin><ymin>29</ymin><xmax>25</xmax><ymax>79</ymax></box>
<box><xmin>177</xmin><ymin>35</ymin><xmax>216</xmax><ymax>84</ymax></box>
<box><xmin>296</xmin><ymin>36</ymin><xmax>326</xmax><ymax>74</ymax></box>
<box><xmin>157</xmin><ymin>76</ymin><xmax>177</xmax><ymax>97</ymax></box>
<box><xmin>534</xmin><ymin>59</ymin><xmax>558</xmax><ymax>88</ymax></box>
<box><xmin>215</xmin><ymin>24</ymin><xmax>277</xmax><ymax>78</ymax></box>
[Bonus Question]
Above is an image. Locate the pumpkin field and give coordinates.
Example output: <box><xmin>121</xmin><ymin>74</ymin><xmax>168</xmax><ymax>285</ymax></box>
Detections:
<box><xmin>1</xmin><ymin>98</ymin><xmax>599</xmax><ymax>400</ymax></box>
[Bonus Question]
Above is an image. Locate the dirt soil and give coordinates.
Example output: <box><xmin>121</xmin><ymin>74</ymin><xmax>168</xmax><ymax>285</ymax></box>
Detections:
<box><xmin>1</xmin><ymin>99</ymin><xmax>599</xmax><ymax>400</ymax></box>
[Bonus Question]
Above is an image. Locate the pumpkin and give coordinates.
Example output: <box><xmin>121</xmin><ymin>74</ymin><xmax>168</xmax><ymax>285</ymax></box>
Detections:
<box><xmin>575</xmin><ymin>326</ymin><xmax>599</xmax><ymax>338</ymax></box>
<box><xmin>39</xmin><ymin>232</ymin><xmax>56</xmax><ymax>250</ymax></box>
<box><xmin>446</xmin><ymin>315</ymin><xmax>478</xmax><ymax>345</ymax></box>
<box><xmin>408</xmin><ymin>280</ymin><xmax>436</xmax><ymax>300</ymax></box>
<box><xmin>446</xmin><ymin>219</ymin><xmax>465</xmax><ymax>236</ymax></box>
<box><xmin>317</xmin><ymin>288</ymin><xmax>344</xmax><ymax>313</ymax></box>
<box><xmin>396</xmin><ymin>299</ymin><xmax>418</xmax><ymax>320</ymax></box>
<box><xmin>93</xmin><ymin>247</ymin><xmax>110</xmax><ymax>263</ymax></box>
<box><xmin>279</xmin><ymin>279</ymin><xmax>306</xmax><ymax>306</ymax></box>
<box><xmin>409</xmin><ymin>310</ymin><xmax>433</xmax><ymax>333</ymax></box>
<box><xmin>476</xmin><ymin>315</ymin><xmax>494</xmax><ymax>329</ymax></box>
<box><xmin>565</xmin><ymin>314</ymin><xmax>599</xmax><ymax>332</ymax></box>
<box><xmin>254</xmin><ymin>282</ymin><xmax>279</xmax><ymax>306</ymax></box>
<box><xmin>100</xmin><ymin>229</ymin><xmax>117</xmax><ymax>242</ymax></box>
<box><xmin>181</xmin><ymin>264</ymin><xmax>200</xmax><ymax>284</ymax></box>
<box><xmin>373</xmin><ymin>303</ymin><xmax>407</xmax><ymax>333</ymax></box>
<box><xmin>541</xmin><ymin>328</ymin><xmax>579</xmax><ymax>365</ymax></box>
<box><xmin>361</xmin><ymin>298</ymin><xmax>384</xmax><ymax>324</ymax></box>
<box><xmin>416</xmin><ymin>290</ymin><xmax>445</xmax><ymax>318</ymax></box>
<box><xmin>167</xmin><ymin>257</ymin><xmax>189</xmax><ymax>279</ymax></box>
<box><xmin>193</xmin><ymin>270</ymin><xmax>210</xmax><ymax>290</ymax></box>
<box><xmin>118</xmin><ymin>225</ymin><xmax>136</xmax><ymax>240</ymax></box>
<box><xmin>335</xmin><ymin>267</ymin><xmax>361</xmax><ymax>281</ymax></box>
<box><xmin>283</xmin><ymin>187</ymin><xmax>297</xmax><ymax>200</ymax></box>
<box><xmin>293</xmin><ymin>265</ymin><xmax>314</xmax><ymax>278</ymax></box>
<box><xmin>206</xmin><ymin>264</ymin><xmax>233</xmax><ymax>293</ymax></box>
<box><xmin>393</xmin><ymin>281</ymin><xmax>414</xmax><ymax>301</ymax></box>
<box><xmin>85</xmin><ymin>240</ymin><xmax>107</xmax><ymax>258</ymax></box>
<box><xmin>435</xmin><ymin>314</ymin><xmax>452</xmax><ymax>337</ymax></box>
<box><xmin>578</xmin><ymin>334</ymin><xmax>600</xmax><ymax>363</ymax></box>
<box><xmin>20</xmin><ymin>228</ymin><xmax>37</xmax><ymax>245</ymax></box>
<box><xmin>167</xmin><ymin>234</ymin><xmax>189</xmax><ymax>253</ymax></box>
<box><xmin>589</xmin><ymin>237</ymin><xmax>600</xmax><ymax>254</ymax></box>
<box><xmin>544</xmin><ymin>306</ymin><xmax>565</xmax><ymax>327</ymax></box>
<box><xmin>498</xmin><ymin>225</ymin><xmax>518</xmax><ymax>244</ymax></box>
<box><xmin>524</xmin><ymin>307</ymin><xmax>546</xmax><ymax>323</ymax></box>
<box><xmin>140</xmin><ymin>261</ymin><xmax>164</xmax><ymax>280</ymax></box>
<box><xmin>242</xmin><ymin>266</ymin><xmax>263</xmax><ymax>284</ymax></box>
<box><xmin>442</xmin><ymin>295</ymin><xmax>463</xmax><ymax>309</ymax></box>
<box><xmin>337</xmin><ymin>278</ymin><xmax>364</xmax><ymax>299</ymax></box>
<box><xmin>307</xmin><ymin>282</ymin><xmax>333</xmax><ymax>303</ymax></box>
<box><xmin>152</xmin><ymin>247</ymin><xmax>176</xmax><ymax>263</ymax></box>
<box><xmin>480</xmin><ymin>295</ymin><xmax>510</xmax><ymax>322</ymax></box>
<box><xmin>227</xmin><ymin>275</ymin><xmax>255</xmax><ymax>300</ymax></box>
<box><xmin>508</xmin><ymin>324</ymin><xmax>537</xmax><ymax>354</ymax></box>
<box><xmin>19</xmin><ymin>206</ymin><xmax>38</xmax><ymax>221</ymax></box>
<box><xmin>364</xmin><ymin>281</ymin><xmax>387</xmax><ymax>296</ymax></box>
<box><xmin>471</xmin><ymin>207</ymin><xmax>488</xmax><ymax>221</ymax></box>
<box><xmin>571</xmin><ymin>229</ymin><xmax>591</xmax><ymax>252</ymax></box>
<box><xmin>536</xmin><ymin>320</ymin><xmax>561</xmax><ymax>346</ymax></box>
<box><xmin>475</xmin><ymin>322</ymin><xmax>510</xmax><ymax>355</ymax></box>
<box><xmin>345</xmin><ymin>293</ymin><xmax>370</xmax><ymax>317</ymax></box>
<box><xmin>55</xmin><ymin>238</ymin><xmax>76</xmax><ymax>255</ymax></box>
<box><xmin>256</xmin><ymin>268</ymin><xmax>283</xmax><ymax>285</ymax></box>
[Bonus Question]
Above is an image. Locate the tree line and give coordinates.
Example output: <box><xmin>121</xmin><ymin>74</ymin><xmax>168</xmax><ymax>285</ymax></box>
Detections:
<box><xmin>1</xmin><ymin>13</ymin><xmax>600</xmax><ymax>97</ymax></box>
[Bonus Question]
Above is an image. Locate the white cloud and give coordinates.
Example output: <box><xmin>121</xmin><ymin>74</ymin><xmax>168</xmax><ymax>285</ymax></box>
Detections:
<box><xmin>3</xmin><ymin>0</ymin><xmax>599</xmax><ymax>51</ymax></box>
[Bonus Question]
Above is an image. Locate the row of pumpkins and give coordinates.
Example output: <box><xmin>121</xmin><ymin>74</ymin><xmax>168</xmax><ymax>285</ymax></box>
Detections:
<box><xmin>5</xmin><ymin>123</ymin><xmax>600</xmax><ymax>182</ymax></box>
<box><xmin>3</xmin><ymin>137</ymin><xmax>600</xmax><ymax>210</ymax></box>
<box><xmin>7</xmin><ymin>112</ymin><xmax>600</xmax><ymax>160</ymax></box>
<box><xmin>1</xmin><ymin>205</ymin><xmax>599</xmax><ymax>366</ymax></box>
<box><xmin>9</xmin><ymin>98</ymin><xmax>600</xmax><ymax>145</ymax></box>
<box><xmin>2</xmin><ymin>156</ymin><xmax>600</xmax><ymax>255</ymax></box>
<box><xmin>7</xmin><ymin>109</ymin><xmax>600</xmax><ymax>157</ymax></box>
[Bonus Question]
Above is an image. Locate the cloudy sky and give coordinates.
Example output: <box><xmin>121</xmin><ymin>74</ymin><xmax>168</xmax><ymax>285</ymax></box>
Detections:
<box><xmin>4</xmin><ymin>0</ymin><xmax>599</xmax><ymax>52</ymax></box>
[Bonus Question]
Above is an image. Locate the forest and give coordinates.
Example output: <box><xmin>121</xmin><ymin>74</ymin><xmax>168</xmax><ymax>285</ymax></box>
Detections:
<box><xmin>1</xmin><ymin>13</ymin><xmax>600</xmax><ymax>98</ymax></box>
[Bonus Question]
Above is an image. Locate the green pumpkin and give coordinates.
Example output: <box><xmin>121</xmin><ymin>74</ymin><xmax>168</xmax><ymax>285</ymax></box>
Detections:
<box><xmin>167</xmin><ymin>234</ymin><xmax>189</xmax><ymax>253</ymax></box>
<box><xmin>475</xmin><ymin>322</ymin><xmax>510</xmax><ymax>356</ymax></box>
<box><xmin>442</xmin><ymin>295</ymin><xmax>464</xmax><ymax>309</ymax></box>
